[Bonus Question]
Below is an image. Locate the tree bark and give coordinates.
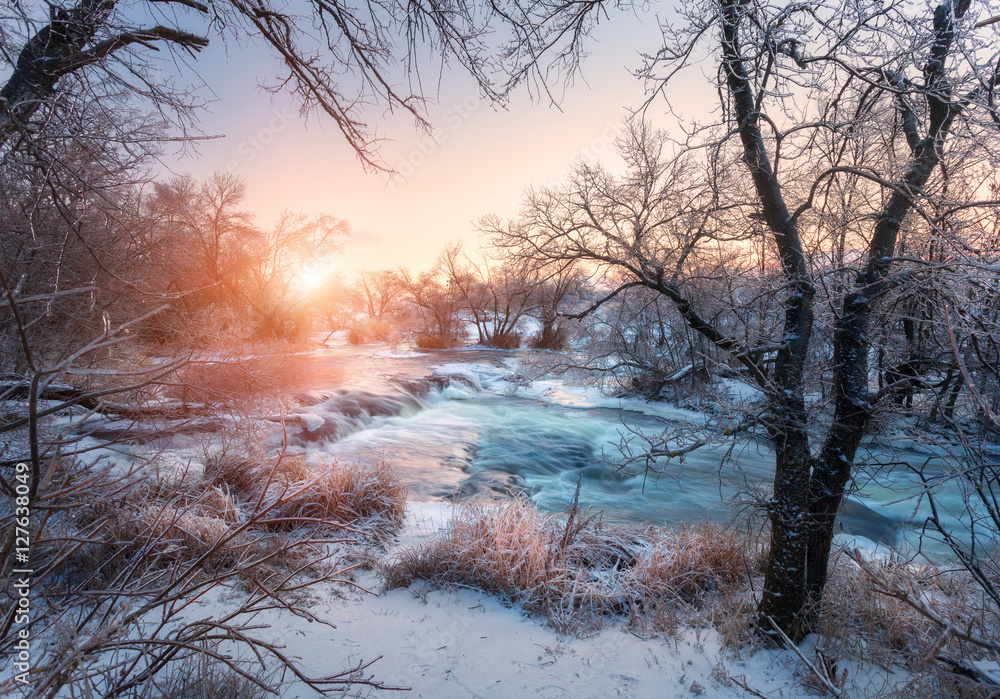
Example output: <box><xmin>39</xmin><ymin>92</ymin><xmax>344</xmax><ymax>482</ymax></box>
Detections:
<box><xmin>804</xmin><ymin>0</ymin><xmax>970</xmax><ymax>628</ymax></box>
<box><xmin>0</xmin><ymin>0</ymin><xmax>207</xmax><ymax>147</ymax></box>
<box><xmin>719</xmin><ymin>0</ymin><xmax>818</xmax><ymax>643</ymax></box>
<box><xmin>716</xmin><ymin>0</ymin><xmax>971</xmax><ymax>643</ymax></box>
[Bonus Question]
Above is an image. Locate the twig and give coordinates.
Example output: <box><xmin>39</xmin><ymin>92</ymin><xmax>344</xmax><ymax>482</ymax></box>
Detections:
<box><xmin>725</xmin><ymin>673</ymin><xmax>771</xmax><ymax>699</ymax></box>
<box><xmin>943</xmin><ymin>305</ymin><xmax>999</xmax><ymax>427</ymax></box>
<box><xmin>848</xmin><ymin>549</ymin><xmax>1000</xmax><ymax>655</ymax></box>
<box><xmin>765</xmin><ymin>616</ymin><xmax>845</xmax><ymax>698</ymax></box>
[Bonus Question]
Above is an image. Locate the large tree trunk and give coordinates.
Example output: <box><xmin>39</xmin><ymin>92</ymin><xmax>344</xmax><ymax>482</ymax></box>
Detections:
<box><xmin>1</xmin><ymin>0</ymin><xmax>113</xmax><ymax>145</ymax></box>
<box><xmin>718</xmin><ymin>0</ymin><xmax>970</xmax><ymax>644</ymax></box>
<box><xmin>804</xmin><ymin>0</ymin><xmax>970</xmax><ymax>614</ymax></box>
<box><xmin>720</xmin><ymin>0</ymin><xmax>818</xmax><ymax>643</ymax></box>
<box><xmin>805</xmin><ymin>138</ymin><xmax>955</xmax><ymax>622</ymax></box>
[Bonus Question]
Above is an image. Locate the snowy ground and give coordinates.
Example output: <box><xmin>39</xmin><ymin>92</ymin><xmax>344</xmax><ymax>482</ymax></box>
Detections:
<box><xmin>213</xmin><ymin>504</ymin><xmax>914</xmax><ymax>698</ymax></box>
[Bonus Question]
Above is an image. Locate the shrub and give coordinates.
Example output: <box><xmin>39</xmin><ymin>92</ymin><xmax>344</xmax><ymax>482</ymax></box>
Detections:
<box><xmin>415</xmin><ymin>333</ymin><xmax>453</xmax><ymax>349</ymax></box>
<box><xmin>485</xmin><ymin>331</ymin><xmax>521</xmax><ymax>349</ymax></box>
<box><xmin>347</xmin><ymin>318</ymin><xmax>396</xmax><ymax>345</ymax></box>
<box><xmin>166</xmin><ymin>351</ymin><xmax>303</xmax><ymax>406</ymax></box>
<box><xmin>382</xmin><ymin>498</ymin><xmax>761</xmax><ymax>635</ymax></box>
<box><xmin>817</xmin><ymin>549</ymin><xmax>995</xmax><ymax>667</ymax></box>
<box><xmin>530</xmin><ymin>324</ymin><xmax>568</xmax><ymax>350</ymax></box>
<box><xmin>347</xmin><ymin>324</ymin><xmax>370</xmax><ymax>345</ymax></box>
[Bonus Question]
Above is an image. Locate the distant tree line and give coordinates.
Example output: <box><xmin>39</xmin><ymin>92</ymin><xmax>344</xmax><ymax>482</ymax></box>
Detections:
<box><xmin>329</xmin><ymin>243</ymin><xmax>589</xmax><ymax>351</ymax></box>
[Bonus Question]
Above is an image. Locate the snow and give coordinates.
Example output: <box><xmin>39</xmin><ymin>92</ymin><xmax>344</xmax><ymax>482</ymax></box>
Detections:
<box><xmin>430</xmin><ymin>363</ymin><xmax>511</xmax><ymax>391</ymax></box>
<box><xmin>297</xmin><ymin>412</ymin><xmax>327</xmax><ymax>432</ymax></box>
<box><xmin>513</xmin><ymin>379</ymin><xmax>708</xmax><ymax>423</ymax></box>
<box><xmin>13</xmin><ymin>345</ymin><xmax>974</xmax><ymax>697</ymax></box>
<box><xmin>716</xmin><ymin>378</ymin><xmax>764</xmax><ymax>404</ymax></box>
<box><xmin>133</xmin><ymin>502</ymin><xmax>918</xmax><ymax>698</ymax></box>
<box><xmin>276</xmin><ymin>591</ymin><xmax>787</xmax><ymax>699</ymax></box>
<box><xmin>428</xmin><ymin>361</ymin><xmax>708</xmax><ymax>423</ymax></box>
<box><xmin>177</xmin><ymin>503</ymin><xmax>811</xmax><ymax>698</ymax></box>
<box><xmin>373</xmin><ymin>349</ymin><xmax>429</xmax><ymax>359</ymax></box>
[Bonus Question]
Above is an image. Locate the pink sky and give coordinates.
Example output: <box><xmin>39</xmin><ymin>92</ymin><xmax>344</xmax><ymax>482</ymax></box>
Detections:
<box><xmin>158</xmin><ymin>5</ymin><xmax>716</xmax><ymax>279</ymax></box>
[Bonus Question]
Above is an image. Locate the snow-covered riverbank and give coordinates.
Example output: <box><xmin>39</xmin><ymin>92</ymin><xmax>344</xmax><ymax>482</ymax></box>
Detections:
<box><xmin>193</xmin><ymin>502</ymin><xmax>944</xmax><ymax>698</ymax></box>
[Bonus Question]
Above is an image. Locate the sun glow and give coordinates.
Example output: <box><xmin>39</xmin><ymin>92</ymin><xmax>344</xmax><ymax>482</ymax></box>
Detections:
<box><xmin>292</xmin><ymin>261</ymin><xmax>334</xmax><ymax>295</ymax></box>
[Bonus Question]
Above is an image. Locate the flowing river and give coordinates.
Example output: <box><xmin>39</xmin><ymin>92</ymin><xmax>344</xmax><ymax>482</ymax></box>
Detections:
<box><xmin>278</xmin><ymin>343</ymin><xmax>989</xmax><ymax>561</ymax></box>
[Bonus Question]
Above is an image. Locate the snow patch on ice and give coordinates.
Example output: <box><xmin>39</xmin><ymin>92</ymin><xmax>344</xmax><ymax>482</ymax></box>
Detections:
<box><xmin>717</xmin><ymin>377</ymin><xmax>764</xmax><ymax>403</ymax></box>
<box><xmin>517</xmin><ymin>379</ymin><xmax>707</xmax><ymax>423</ymax></box>
<box><xmin>428</xmin><ymin>360</ymin><xmax>709</xmax><ymax>423</ymax></box>
<box><xmin>373</xmin><ymin>349</ymin><xmax>429</xmax><ymax>359</ymax></box>
<box><xmin>297</xmin><ymin>412</ymin><xmax>327</xmax><ymax>432</ymax></box>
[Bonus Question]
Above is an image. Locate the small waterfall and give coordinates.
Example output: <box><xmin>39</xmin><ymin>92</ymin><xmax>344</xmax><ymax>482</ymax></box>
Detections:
<box><xmin>279</xmin><ymin>345</ymin><xmax>975</xmax><ymax>560</ymax></box>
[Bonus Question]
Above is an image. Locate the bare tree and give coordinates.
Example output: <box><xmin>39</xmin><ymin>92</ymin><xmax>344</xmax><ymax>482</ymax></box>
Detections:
<box><xmin>492</xmin><ymin>0</ymin><xmax>1000</xmax><ymax>642</ymax></box>
<box><xmin>0</xmin><ymin>0</ymin><xmax>490</xmax><ymax>169</ymax></box>
<box><xmin>353</xmin><ymin>269</ymin><xmax>403</xmax><ymax>322</ymax></box>
<box><xmin>397</xmin><ymin>264</ymin><xmax>464</xmax><ymax>348</ymax></box>
<box><xmin>244</xmin><ymin>211</ymin><xmax>349</xmax><ymax>340</ymax></box>
<box><xmin>144</xmin><ymin>173</ymin><xmax>348</xmax><ymax>341</ymax></box>
<box><xmin>699</xmin><ymin>0</ymin><xmax>999</xmax><ymax>642</ymax></box>
<box><xmin>438</xmin><ymin>242</ymin><xmax>540</xmax><ymax>348</ymax></box>
<box><xmin>523</xmin><ymin>260</ymin><xmax>587</xmax><ymax>350</ymax></box>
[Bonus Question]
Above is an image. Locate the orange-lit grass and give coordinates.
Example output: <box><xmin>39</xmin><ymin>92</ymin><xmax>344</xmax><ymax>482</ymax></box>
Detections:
<box><xmin>626</xmin><ymin>524</ymin><xmax>764</xmax><ymax>638</ymax></box>
<box><xmin>269</xmin><ymin>459</ymin><xmax>407</xmax><ymax>535</ymax></box>
<box><xmin>205</xmin><ymin>447</ymin><xmax>406</xmax><ymax>537</ymax></box>
<box><xmin>384</xmin><ymin>499</ymin><xmax>562</xmax><ymax>604</ymax></box>
<box><xmin>69</xmin><ymin>451</ymin><xmax>406</xmax><ymax>595</ymax></box>
<box><xmin>631</xmin><ymin>525</ymin><xmax>762</xmax><ymax>601</ymax></box>
<box><xmin>383</xmin><ymin>498</ymin><xmax>761</xmax><ymax>635</ymax></box>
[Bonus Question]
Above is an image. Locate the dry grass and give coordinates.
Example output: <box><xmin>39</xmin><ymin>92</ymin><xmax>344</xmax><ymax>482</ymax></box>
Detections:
<box><xmin>2</xmin><ymin>445</ymin><xmax>409</xmax><ymax>697</ymax></box>
<box><xmin>819</xmin><ymin>549</ymin><xmax>997</xmax><ymax>668</ymax></box>
<box><xmin>201</xmin><ymin>422</ymin><xmax>277</xmax><ymax>492</ymax></box>
<box><xmin>69</xmin><ymin>495</ymin><xmax>247</xmax><ymax>588</ymax></box>
<box><xmin>270</xmin><ymin>459</ymin><xmax>407</xmax><ymax>534</ymax></box>
<box><xmin>204</xmin><ymin>449</ymin><xmax>263</xmax><ymax>493</ymax></box>
<box><xmin>383</xmin><ymin>499</ymin><xmax>559</xmax><ymax>603</ymax></box>
<box><xmin>382</xmin><ymin>498</ymin><xmax>762</xmax><ymax>636</ymax></box>
<box><xmin>195</xmin><ymin>484</ymin><xmax>241</xmax><ymax>523</ymax></box>
<box><xmin>891</xmin><ymin>670</ymin><xmax>1000</xmax><ymax>699</ymax></box>
<box><xmin>204</xmin><ymin>447</ymin><xmax>407</xmax><ymax>537</ymax></box>
<box><xmin>59</xmin><ymin>448</ymin><xmax>406</xmax><ymax>596</ymax></box>
<box><xmin>141</xmin><ymin>653</ymin><xmax>273</xmax><ymax>699</ymax></box>
<box><xmin>132</xmin><ymin>505</ymin><xmax>233</xmax><ymax>558</ymax></box>
<box><xmin>632</xmin><ymin>525</ymin><xmax>761</xmax><ymax>601</ymax></box>
<box><xmin>627</xmin><ymin>525</ymin><xmax>764</xmax><ymax>637</ymax></box>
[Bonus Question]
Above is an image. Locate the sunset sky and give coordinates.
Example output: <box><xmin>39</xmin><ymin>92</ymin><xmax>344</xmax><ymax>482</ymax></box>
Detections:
<box><xmin>161</xmin><ymin>5</ymin><xmax>710</xmax><ymax>279</ymax></box>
